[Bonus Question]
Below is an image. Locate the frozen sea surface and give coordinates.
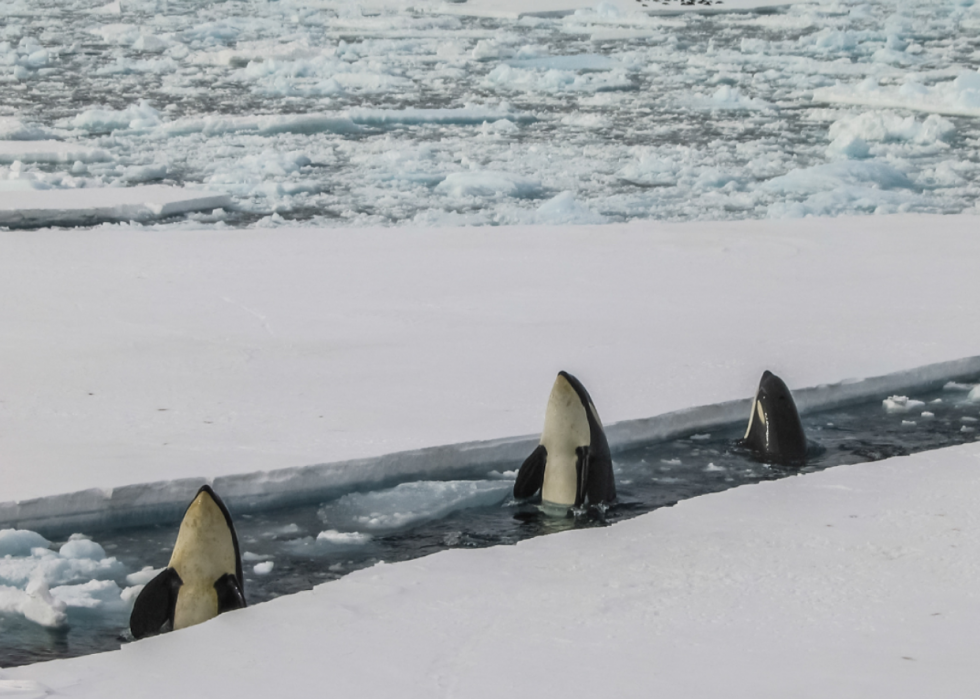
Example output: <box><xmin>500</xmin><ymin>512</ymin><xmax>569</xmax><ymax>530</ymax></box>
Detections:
<box><xmin>1</xmin><ymin>0</ymin><xmax>979</xmax><ymax>227</ymax></box>
<box><xmin>2</xmin><ymin>377</ymin><xmax>979</xmax><ymax>667</ymax></box>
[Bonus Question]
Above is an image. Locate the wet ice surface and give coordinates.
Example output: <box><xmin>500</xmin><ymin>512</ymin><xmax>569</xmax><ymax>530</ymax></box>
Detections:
<box><xmin>3</xmin><ymin>379</ymin><xmax>980</xmax><ymax>667</ymax></box>
<box><xmin>2</xmin><ymin>0</ymin><xmax>980</xmax><ymax>227</ymax></box>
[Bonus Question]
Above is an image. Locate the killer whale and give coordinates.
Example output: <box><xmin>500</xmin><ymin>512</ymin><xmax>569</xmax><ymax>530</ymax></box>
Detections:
<box><xmin>130</xmin><ymin>485</ymin><xmax>246</xmax><ymax>639</ymax></box>
<box><xmin>514</xmin><ymin>371</ymin><xmax>616</xmax><ymax>508</ymax></box>
<box><xmin>739</xmin><ymin>370</ymin><xmax>808</xmax><ymax>466</ymax></box>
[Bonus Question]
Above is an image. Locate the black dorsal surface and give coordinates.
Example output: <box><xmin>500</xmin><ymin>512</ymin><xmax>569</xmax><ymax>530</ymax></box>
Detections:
<box><xmin>740</xmin><ymin>370</ymin><xmax>807</xmax><ymax>466</ymax></box>
<box><xmin>557</xmin><ymin>371</ymin><xmax>616</xmax><ymax>504</ymax></box>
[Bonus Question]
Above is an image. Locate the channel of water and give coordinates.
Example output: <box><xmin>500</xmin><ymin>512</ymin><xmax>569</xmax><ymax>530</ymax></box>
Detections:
<box><xmin>1</xmin><ymin>379</ymin><xmax>977</xmax><ymax>667</ymax></box>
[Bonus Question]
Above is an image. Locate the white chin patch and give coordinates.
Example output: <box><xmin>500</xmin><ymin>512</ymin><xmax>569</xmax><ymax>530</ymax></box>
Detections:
<box><xmin>744</xmin><ymin>396</ymin><xmax>757</xmax><ymax>440</ymax></box>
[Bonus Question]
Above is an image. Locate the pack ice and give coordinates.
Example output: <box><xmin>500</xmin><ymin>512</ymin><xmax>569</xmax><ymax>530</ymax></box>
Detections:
<box><xmin>0</xmin><ymin>530</ymin><xmax>138</xmax><ymax>629</ymax></box>
<box><xmin>2</xmin><ymin>0</ymin><xmax>979</xmax><ymax>227</ymax></box>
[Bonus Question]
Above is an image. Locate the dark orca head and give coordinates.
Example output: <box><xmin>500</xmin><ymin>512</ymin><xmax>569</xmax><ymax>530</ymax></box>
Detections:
<box><xmin>740</xmin><ymin>370</ymin><xmax>807</xmax><ymax>466</ymax></box>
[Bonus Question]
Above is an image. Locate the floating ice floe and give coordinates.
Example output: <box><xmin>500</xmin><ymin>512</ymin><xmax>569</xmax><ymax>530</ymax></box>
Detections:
<box><xmin>318</xmin><ymin>480</ymin><xmax>513</xmax><ymax>533</ymax></box>
<box><xmin>485</xmin><ymin>63</ymin><xmax>633</xmax><ymax>93</ymax></box>
<box><xmin>0</xmin><ymin>117</ymin><xmax>59</xmax><ymax>141</ymax></box>
<box><xmin>763</xmin><ymin>159</ymin><xmax>923</xmax><ymax>217</ymax></box>
<box><xmin>882</xmin><ymin>395</ymin><xmax>926</xmax><ymax>414</ymax></box>
<box><xmin>79</xmin><ymin>106</ymin><xmax>523</xmax><ymax>139</ymax></box>
<box><xmin>70</xmin><ymin>101</ymin><xmax>163</xmax><ymax>133</ymax></box>
<box><xmin>0</xmin><ymin>185</ymin><xmax>231</xmax><ymax>227</ymax></box>
<box><xmin>437</xmin><ymin>0</ymin><xmax>806</xmax><ymax>20</ymax></box>
<box><xmin>534</xmin><ymin>191</ymin><xmax>607</xmax><ymax>224</ymax></box>
<box><xmin>316</xmin><ymin>530</ymin><xmax>373</xmax><ymax>546</ymax></box>
<box><xmin>763</xmin><ymin>160</ymin><xmax>915</xmax><ymax>195</ymax></box>
<box><xmin>825</xmin><ymin>111</ymin><xmax>955</xmax><ymax>160</ymax></box>
<box><xmin>0</xmin><ymin>141</ymin><xmax>111</xmax><ymax>165</ymax></box>
<box><xmin>943</xmin><ymin>381</ymin><xmax>975</xmax><ymax>391</ymax></box>
<box><xmin>347</xmin><ymin>105</ymin><xmax>525</xmax><ymax>127</ymax></box>
<box><xmin>692</xmin><ymin>85</ymin><xmax>776</xmax><ymax>112</ymax></box>
<box><xmin>89</xmin><ymin>1</ymin><xmax>122</xmax><ymax>15</ymax></box>
<box><xmin>814</xmin><ymin>71</ymin><xmax>980</xmax><ymax>119</ymax></box>
<box><xmin>436</xmin><ymin>171</ymin><xmax>542</xmax><ymax>199</ymax></box>
<box><xmin>0</xmin><ymin>530</ymin><xmax>137</xmax><ymax>629</ymax></box>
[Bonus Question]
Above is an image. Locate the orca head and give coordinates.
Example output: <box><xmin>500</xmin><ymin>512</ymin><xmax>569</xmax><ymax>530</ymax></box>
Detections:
<box><xmin>169</xmin><ymin>486</ymin><xmax>244</xmax><ymax>630</ymax></box>
<box><xmin>742</xmin><ymin>370</ymin><xmax>807</xmax><ymax>466</ymax></box>
<box><xmin>556</xmin><ymin>370</ymin><xmax>604</xmax><ymax>428</ymax></box>
<box><xmin>129</xmin><ymin>486</ymin><xmax>245</xmax><ymax>638</ymax></box>
<box><xmin>539</xmin><ymin>372</ymin><xmax>593</xmax><ymax>506</ymax></box>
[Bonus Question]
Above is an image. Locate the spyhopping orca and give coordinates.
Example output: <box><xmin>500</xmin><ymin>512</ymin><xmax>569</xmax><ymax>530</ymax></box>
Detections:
<box><xmin>739</xmin><ymin>370</ymin><xmax>807</xmax><ymax>466</ymax></box>
<box><xmin>130</xmin><ymin>485</ymin><xmax>246</xmax><ymax>639</ymax></box>
<box><xmin>514</xmin><ymin>371</ymin><xmax>616</xmax><ymax>508</ymax></box>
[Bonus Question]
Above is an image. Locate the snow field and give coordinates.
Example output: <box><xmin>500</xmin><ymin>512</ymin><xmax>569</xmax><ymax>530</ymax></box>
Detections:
<box><xmin>2</xmin><ymin>0</ymin><xmax>980</xmax><ymax>226</ymax></box>
<box><xmin>7</xmin><ymin>439</ymin><xmax>980</xmax><ymax>697</ymax></box>
<box><xmin>3</xmin><ymin>214</ymin><xmax>980</xmax><ymax>511</ymax></box>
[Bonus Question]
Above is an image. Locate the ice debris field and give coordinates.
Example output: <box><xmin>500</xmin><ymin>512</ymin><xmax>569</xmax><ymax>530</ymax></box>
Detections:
<box><xmin>2</xmin><ymin>0</ymin><xmax>980</xmax><ymax>227</ymax></box>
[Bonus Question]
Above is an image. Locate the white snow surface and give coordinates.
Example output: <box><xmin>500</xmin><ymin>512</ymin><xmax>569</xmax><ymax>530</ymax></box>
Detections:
<box><xmin>7</xmin><ymin>440</ymin><xmax>980</xmax><ymax>696</ymax></box>
<box><xmin>2</xmin><ymin>214</ymin><xmax>980</xmax><ymax>507</ymax></box>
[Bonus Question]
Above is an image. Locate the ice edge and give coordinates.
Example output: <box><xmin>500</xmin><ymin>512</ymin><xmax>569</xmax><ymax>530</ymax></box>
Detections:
<box><xmin>5</xmin><ymin>354</ymin><xmax>980</xmax><ymax>536</ymax></box>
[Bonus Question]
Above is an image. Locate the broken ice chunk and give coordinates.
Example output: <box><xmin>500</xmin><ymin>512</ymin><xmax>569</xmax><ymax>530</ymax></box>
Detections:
<box><xmin>883</xmin><ymin>395</ymin><xmax>925</xmax><ymax>414</ymax></box>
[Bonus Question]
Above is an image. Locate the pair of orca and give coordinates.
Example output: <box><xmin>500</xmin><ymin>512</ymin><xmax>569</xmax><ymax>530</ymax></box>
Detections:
<box><xmin>513</xmin><ymin>369</ymin><xmax>808</xmax><ymax>508</ymax></box>
<box><xmin>130</xmin><ymin>369</ymin><xmax>807</xmax><ymax>639</ymax></box>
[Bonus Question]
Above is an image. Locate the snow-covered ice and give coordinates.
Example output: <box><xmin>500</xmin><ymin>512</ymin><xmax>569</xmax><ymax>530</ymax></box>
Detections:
<box><xmin>2</xmin><ymin>0</ymin><xmax>980</xmax><ymax>689</ymax></box>
<box><xmin>2</xmin><ymin>213</ymin><xmax>980</xmax><ymax>512</ymax></box>
<box><xmin>0</xmin><ymin>185</ymin><xmax>231</xmax><ymax>226</ymax></box>
<box><xmin>7</xmin><ymin>440</ymin><xmax>980</xmax><ymax>696</ymax></box>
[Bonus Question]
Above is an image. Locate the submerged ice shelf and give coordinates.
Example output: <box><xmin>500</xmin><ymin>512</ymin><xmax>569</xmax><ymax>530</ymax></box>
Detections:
<box><xmin>1</xmin><ymin>0</ymin><xmax>979</xmax><ymax>227</ymax></box>
<box><xmin>2</xmin><ymin>376</ymin><xmax>979</xmax><ymax>668</ymax></box>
